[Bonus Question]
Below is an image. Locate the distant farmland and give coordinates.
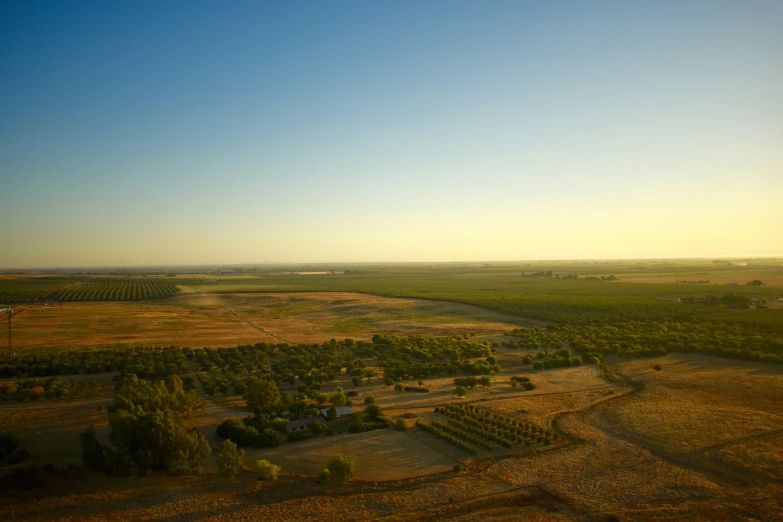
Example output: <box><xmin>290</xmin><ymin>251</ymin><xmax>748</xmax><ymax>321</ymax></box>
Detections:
<box><xmin>1</xmin><ymin>261</ymin><xmax>782</xmax><ymax>331</ymax></box>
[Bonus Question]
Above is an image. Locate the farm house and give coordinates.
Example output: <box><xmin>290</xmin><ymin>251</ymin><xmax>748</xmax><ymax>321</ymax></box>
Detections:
<box><xmin>285</xmin><ymin>416</ymin><xmax>324</xmax><ymax>433</ymax></box>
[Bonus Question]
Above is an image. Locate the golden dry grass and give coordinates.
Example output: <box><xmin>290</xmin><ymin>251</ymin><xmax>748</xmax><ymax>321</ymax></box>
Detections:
<box><xmin>9</xmin><ymin>292</ymin><xmax>536</xmax><ymax>351</ymax></box>
<box><xmin>605</xmin><ymin>355</ymin><xmax>783</xmax><ymax>454</ymax></box>
<box><xmin>714</xmin><ymin>436</ymin><xmax>783</xmax><ymax>480</ymax></box>
<box><xmin>483</xmin><ymin>387</ymin><xmax>624</xmax><ymax>427</ymax></box>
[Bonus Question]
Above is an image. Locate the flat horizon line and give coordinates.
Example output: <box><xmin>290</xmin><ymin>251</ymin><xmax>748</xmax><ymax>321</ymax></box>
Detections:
<box><xmin>2</xmin><ymin>254</ymin><xmax>782</xmax><ymax>272</ymax></box>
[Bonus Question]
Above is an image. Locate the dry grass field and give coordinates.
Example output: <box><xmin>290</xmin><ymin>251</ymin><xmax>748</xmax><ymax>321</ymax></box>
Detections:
<box><xmin>483</xmin><ymin>387</ymin><xmax>624</xmax><ymax>427</ymax></box>
<box><xmin>604</xmin><ymin>355</ymin><xmax>783</xmax><ymax>453</ymax></box>
<box><xmin>8</xmin><ymin>292</ymin><xmax>540</xmax><ymax>351</ymax></box>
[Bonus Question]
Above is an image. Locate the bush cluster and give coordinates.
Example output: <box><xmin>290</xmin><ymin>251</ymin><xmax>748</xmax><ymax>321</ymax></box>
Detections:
<box><xmin>453</xmin><ymin>376</ymin><xmax>491</xmax><ymax>388</ymax></box>
<box><xmin>509</xmin><ymin>376</ymin><xmax>536</xmax><ymax>390</ymax></box>
<box><xmin>216</xmin><ymin>417</ymin><xmax>282</xmax><ymax>448</ymax></box>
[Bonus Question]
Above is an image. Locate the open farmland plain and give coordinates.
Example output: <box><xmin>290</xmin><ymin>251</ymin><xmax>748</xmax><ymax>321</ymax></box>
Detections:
<box><xmin>1</xmin><ymin>261</ymin><xmax>782</xmax><ymax>520</ymax></box>
<box><xmin>3</xmin><ymin>292</ymin><xmax>538</xmax><ymax>351</ymax></box>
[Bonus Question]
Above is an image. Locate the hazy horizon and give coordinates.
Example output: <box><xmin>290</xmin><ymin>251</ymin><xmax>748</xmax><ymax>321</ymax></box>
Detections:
<box><xmin>2</xmin><ymin>1</ymin><xmax>782</xmax><ymax>268</ymax></box>
<box><xmin>3</xmin><ymin>255</ymin><xmax>782</xmax><ymax>272</ymax></box>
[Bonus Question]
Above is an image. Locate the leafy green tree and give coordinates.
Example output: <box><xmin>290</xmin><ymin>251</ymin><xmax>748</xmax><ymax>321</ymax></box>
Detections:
<box><xmin>169</xmin><ymin>429</ymin><xmax>212</xmax><ymax>475</ymax></box>
<box><xmin>217</xmin><ymin>440</ymin><xmax>244</xmax><ymax>480</ymax></box>
<box><xmin>327</xmin><ymin>454</ymin><xmax>355</xmax><ymax>485</ymax></box>
<box><xmin>103</xmin><ymin>374</ymin><xmax>211</xmax><ymax>476</ymax></box>
<box><xmin>351</xmin><ymin>376</ymin><xmax>362</xmax><ymax>387</ymax></box>
<box><xmin>327</xmin><ymin>406</ymin><xmax>338</xmax><ymax>421</ymax></box>
<box><xmin>394</xmin><ymin>384</ymin><xmax>404</xmax><ymax>392</ymax></box>
<box><xmin>113</xmin><ymin>374</ymin><xmax>204</xmax><ymax>420</ymax></box>
<box><xmin>394</xmin><ymin>418</ymin><xmax>407</xmax><ymax>431</ymax></box>
<box><xmin>310</xmin><ymin>421</ymin><xmax>332</xmax><ymax>436</ymax></box>
<box><xmin>653</xmin><ymin>364</ymin><xmax>662</xmax><ymax>371</ymax></box>
<box><xmin>216</xmin><ymin>418</ymin><xmax>258</xmax><ymax>446</ymax></box>
<box><xmin>243</xmin><ymin>379</ymin><xmax>281</xmax><ymax>416</ymax></box>
<box><xmin>455</xmin><ymin>386</ymin><xmax>467</xmax><ymax>397</ymax></box>
<box><xmin>266</xmin><ymin>417</ymin><xmax>289</xmax><ymax>432</ymax></box>
<box><xmin>330</xmin><ymin>387</ymin><xmax>347</xmax><ymax>407</ymax></box>
<box><xmin>365</xmin><ymin>404</ymin><xmax>383</xmax><ymax>421</ymax></box>
<box><xmin>255</xmin><ymin>459</ymin><xmax>280</xmax><ymax>480</ymax></box>
<box><xmin>364</xmin><ymin>395</ymin><xmax>376</xmax><ymax>405</ymax></box>
<box><xmin>108</xmin><ymin>406</ymin><xmax>210</xmax><ymax>475</ymax></box>
<box><xmin>257</xmin><ymin>428</ymin><xmax>280</xmax><ymax>448</ymax></box>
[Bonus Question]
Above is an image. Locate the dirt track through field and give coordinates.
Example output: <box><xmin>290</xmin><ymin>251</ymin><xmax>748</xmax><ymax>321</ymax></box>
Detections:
<box><xmin>375</xmin><ymin>365</ymin><xmax>783</xmax><ymax>521</ymax></box>
<box><xmin>562</xmin><ymin>369</ymin><xmax>783</xmax><ymax>490</ymax></box>
<box><xmin>220</xmin><ymin>305</ymin><xmax>292</xmax><ymax>344</ymax></box>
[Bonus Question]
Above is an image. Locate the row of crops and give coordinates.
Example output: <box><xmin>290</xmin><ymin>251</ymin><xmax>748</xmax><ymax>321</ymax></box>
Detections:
<box><xmin>416</xmin><ymin>404</ymin><xmax>554</xmax><ymax>455</ymax></box>
<box><xmin>0</xmin><ymin>277</ymin><xmax>184</xmax><ymax>303</ymax></box>
<box><xmin>57</xmin><ymin>278</ymin><xmax>181</xmax><ymax>301</ymax></box>
<box><xmin>0</xmin><ymin>276</ymin><xmax>304</xmax><ymax>304</ymax></box>
<box><xmin>0</xmin><ymin>277</ymin><xmax>78</xmax><ymax>304</ymax></box>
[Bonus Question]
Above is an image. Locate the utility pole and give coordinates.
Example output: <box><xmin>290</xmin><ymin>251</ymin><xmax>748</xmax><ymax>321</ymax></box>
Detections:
<box><xmin>8</xmin><ymin>308</ymin><xmax>12</xmax><ymax>357</ymax></box>
<box><xmin>1</xmin><ymin>308</ymin><xmax>16</xmax><ymax>357</ymax></box>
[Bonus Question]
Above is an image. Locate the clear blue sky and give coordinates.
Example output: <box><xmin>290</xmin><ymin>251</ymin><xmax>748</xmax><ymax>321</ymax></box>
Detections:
<box><xmin>1</xmin><ymin>0</ymin><xmax>781</xmax><ymax>267</ymax></box>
